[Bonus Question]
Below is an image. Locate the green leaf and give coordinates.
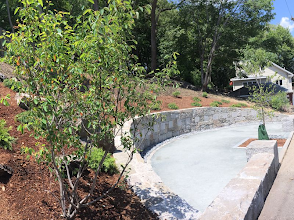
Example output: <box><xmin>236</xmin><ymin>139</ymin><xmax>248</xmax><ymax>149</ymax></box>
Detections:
<box><xmin>17</xmin><ymin>124</ymin><xmax>24</xmax><ymax>134</ymax></box>
<box><xmin>38</xmin><ymin>0</ymin><xmax>43</xmax><ymax>7</ymax></box>
<box><xmin>83</xmin><ymin>9</ymin><xmax>92</xmax><ymax>15</ymax></box>
<box><xmin>14</xmin><ymin>7</ymin><xmax>20</xmax><ymax>15</ymax></box>
<box><xmin>88</xmin><ymin>0</ymin><xmax>94</xmax><ymax>4</ymax></box>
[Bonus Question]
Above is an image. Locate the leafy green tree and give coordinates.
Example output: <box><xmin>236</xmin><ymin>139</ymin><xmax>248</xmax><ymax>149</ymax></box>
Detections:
<box><xmin>247</xmin><ymin>24</ymin><xmax>294</xmax><ymax>72</ymax></box>
<box><xmin>3</xmin><ymin>0</ymin><xmax>176</xmax><ymax>218</ymax></box>
<box><xmin>158</xmin><ymin>0</ymin><xmax>274</xmax><ymax>90</ymax></box>
<box><xmin>240</xmin><ymin>47</ymin><xmax>277</xmax><ymax>125</ymax></box>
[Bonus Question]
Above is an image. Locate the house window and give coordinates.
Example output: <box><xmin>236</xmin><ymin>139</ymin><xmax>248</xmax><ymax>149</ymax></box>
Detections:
<box><xmin>280</xmin><ymin>80</ymin><xmax>283</xmax><ymax>85</ymax></box>
<box><xmin>243</xmin><ymin>82</ymin><xmax>247</xmax><ymax>86</ymax></box>
<box><xmin>276</xmin><ymin>81</ymin><xmax>279</xmax><ymax>85</ymax></box>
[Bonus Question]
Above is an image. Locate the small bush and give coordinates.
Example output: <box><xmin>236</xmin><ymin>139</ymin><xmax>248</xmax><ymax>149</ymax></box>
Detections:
<box><xmin>202</xmin><ymin>92</ymin><xmax>208</xmax><ymax>98</ymax></box>
<box><xmin>193</xmin><ymin>97</ymin><xmax>201</xmax><ymax>102</ymax></box>
<box><xmin>210</xmin><ymin>101</ymin><xmax>220</xmax><ymax>107</ymax></box>
<box><xmin>270</xmin><ymin>92</ymin><xmax>289</xmax><ymax>111</ymax></box>
<box><xmin>221</xmin><ymin>99</ymin><xmax>230</xmax><ymax>104</ymax></box>
<box><xmin>231</xmin><ymin>103</ymin><xmax>247</xmax><ymax>108</ymax></box>
<box><xmin>87</xmin><ymin>147</ymin><xmax>118</xmax><ymax>175</ymax></box>
<box><xmin>150</xmin><ymin>100</ymin><xmax>162</xmax><ymax>110</ymax></box>
<box><xmin>16</xmin><ymin>110</ymin><xmax>33</xmax><ymax>124</ymax></box>
<box><xmin>172</xmin><ymin>91</ymin><xmax>181</xmax><ymax>98</ymax></box>
<box><xmin>16</xmin><ymin>110</ymin><xmax>46</xmax><ymax>130</ymax></box>
<box><xmin>192</xmin><ymin>102</ymin><xmax>202</xmax><ymax>107</ymax></box>
<box><xmin>168</xmin><ymin>103</ymin><xmax>179</xmax><ymax>109</ymax></box>
<box><xmin>0</xmin><ymin>119</ymin><xmax>14</xmax><ymax>150</ymax></box>
<box><xmin>3</xmin><ymin>78</ymin><xmax>22</xmax><ymax>92</ymax></box>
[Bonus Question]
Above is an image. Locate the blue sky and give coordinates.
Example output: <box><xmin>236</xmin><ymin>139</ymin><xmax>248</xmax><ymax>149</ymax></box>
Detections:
<box><xmin>271</xmin><ymin>0</ymin><xmax>294</xmax><ymax>34</ymax></box>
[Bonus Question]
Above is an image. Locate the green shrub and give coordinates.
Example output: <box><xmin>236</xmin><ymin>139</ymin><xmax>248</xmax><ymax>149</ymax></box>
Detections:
<box><xmin>150</xmin><ymin>100</ymin><xmax>162</xmax><ymax>110</ymax></box>
<box><xmin>270</xmin><ymin>92</ymin><xmax>289</xmax><ymax>111</ymax></box>
<box><xmin>3</xmin><ymin>78</ymin><xmax>23</xmax><ymax>92</ymax></box>
<box><xmin>231</xmin><ymin>103</ymin><xmax>248</xmax><ymax>108</ymax></box>
<box><xmin>221</xmin><ymin>99</ymin><xmax>230</xmax><ymax>104</ymax></box>
<box><xmin>202</xmin><ymin>92</ymin><xmax>208</xmax><ymax>98</ymax></box>
<box><xmin>210</xmin><ymin>101</ymin><xmax>220</xmax><ymax>107</ymax></box>
<box><xmin>87</xmin><ymin>147</ymin><xmax>118</xmax><ymax>175</ymax></box>
<box><xmin>192</xmin><ymin>102</ymin><xmax>202</xmax><ymax>107</ymax></box>
<box><xmin>168</xmin><ymin>103</ymin><xmax>179</xmax><ymax>109</ymax></box>
<box><xmin>193</xmin><ymin>97</ymin><xmax>201</xmax><ymax>102</ymax></box>
<box><xmin>0</xmin><ymin>119</ymin><xmax>14</xmax><ymax>150</ymax></box>
<box><xmin>16</xmin><ymin>110</ymin><xmax>33</xmax><ymax>124</ymax></box>
<box><xmin>16</xmin><ymin>110</ymin><xmax>46</xmax><ymax>130</ymax></box>
<box><xmin>172</xmin><ymin>91</ymin><xmax>181</xmax><ymax>98</ymax></box>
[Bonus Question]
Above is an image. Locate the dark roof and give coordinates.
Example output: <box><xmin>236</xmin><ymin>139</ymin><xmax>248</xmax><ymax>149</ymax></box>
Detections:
<box><xmin>229</xmin><ymin>82</ymin><xmax>288</xmax><ymax>98</ymax></box>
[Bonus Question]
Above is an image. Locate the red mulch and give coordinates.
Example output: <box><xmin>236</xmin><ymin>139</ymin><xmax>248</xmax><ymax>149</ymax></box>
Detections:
<box><xmin>238</xmin><ymin>138</ymin><xmax>286</xmax><ymax>148</ymax></box>
<box><xmin>152</xmin><ymin>96</ymin><xmax>249</xmax><ymax>113</ymax></box>
<box><xmin>0</xmin><ymin>82</ymin><xmax>158</xmax><ymax>220</ymax></box>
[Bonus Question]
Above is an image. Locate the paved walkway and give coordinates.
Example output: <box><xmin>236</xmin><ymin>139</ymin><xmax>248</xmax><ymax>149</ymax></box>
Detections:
<box><xmin>259</xmin><ymin>136</ymin><xmax>294</xmax><ymax>220</ymax></box>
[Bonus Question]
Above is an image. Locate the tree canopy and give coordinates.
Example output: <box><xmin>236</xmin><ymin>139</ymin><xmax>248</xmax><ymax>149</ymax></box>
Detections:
<box><xmin>1</xmin><ymin>0</ymin><xmax>294</xmax><ymax>91</ymax></box>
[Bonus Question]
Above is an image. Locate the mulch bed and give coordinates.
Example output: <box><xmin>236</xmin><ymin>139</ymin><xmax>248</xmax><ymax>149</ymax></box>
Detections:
<box><xmin>238</xmin><ymin>138</ymin><xmax>287</xmax><ymax>148</ymax></box>
<box><xmin>0</xmin><ymin>82</ymin><xmax>158</xmax><ymax>219</ymax></box>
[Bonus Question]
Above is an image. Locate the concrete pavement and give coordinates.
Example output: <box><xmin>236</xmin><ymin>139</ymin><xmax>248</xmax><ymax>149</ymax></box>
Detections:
<box><xmin>259</xmin><ymin>136</ymin><xmax>294</xmax><ymax>220</ymax></box>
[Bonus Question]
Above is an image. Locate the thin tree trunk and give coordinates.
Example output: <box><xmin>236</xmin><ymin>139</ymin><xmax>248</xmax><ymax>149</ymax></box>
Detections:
<box><xmin>6</xmin><ymin>0</ymin><xmax>14</xmax><ymax>33</ymax></box>
<box><xmin>151</xmin><ymin>0</ymin><xmax>157</xmax><ymax>71</ymax></box>
<box><xmin>93</xmin><ymin>0</ymin><xmax>99</xmax><ymax>11</ymax></box>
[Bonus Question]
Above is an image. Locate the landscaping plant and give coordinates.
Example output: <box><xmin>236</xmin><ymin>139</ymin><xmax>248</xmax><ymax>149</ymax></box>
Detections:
<box><xmin>231</xmin><ymin>103</ymin><xmax>247</xmax><ymax>108</ymax></box>
<box><xmin>193</xmin><ymin>97</ymin><xmax>201</xmax><ymax>102</ymax></box>
<box><xmin>270</xmin><ymin>91</ymin><xmax>289</xmax><ymax>111</ymax></box>
<box><xmin>87</xmin><ymin>147</ymin><xmax>118</xmax><ymax>175</ymax></box>
<box><xmin>221</xmin><ymin>99</ymin><xmax>230</xmax><ymax>104</ymax></box>
<box><xmin>172</xmin><ymin>90</ymin><xmax>181</xmax><ymax>98</ymax></box>
<box><xmin>0</xmin><ymin>119</ymin><xmax>14</xmax><ymax>150</ymax></box>
<box><xmin>168</xmin><ymin>103</ymin><xmax>179</xmax><ymax>109</ymax></box>
<box><xmin>210</xmin><ymin>101</ymin><xmax>222</xmax><ymax>107</ymax></box>
<box><xmin>191</xmin><ymin>102</ymin><xmax>202</xmax><ymax>107</ymax></box>
<box><xmin>2</xmin><ymin>0</ymin><xmax>177</xmax><ymax>218</ymax></box>
<box><xmin>202</xmin><ymin>92</ymin><xmax>208</xmax><ymax>98</ymax></box>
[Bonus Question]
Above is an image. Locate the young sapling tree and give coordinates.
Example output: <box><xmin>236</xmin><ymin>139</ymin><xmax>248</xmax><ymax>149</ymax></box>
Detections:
<box><xmin>3</xmin><ymin>0</ymin><xmax>178</xmax><ymax>218</ymax></box>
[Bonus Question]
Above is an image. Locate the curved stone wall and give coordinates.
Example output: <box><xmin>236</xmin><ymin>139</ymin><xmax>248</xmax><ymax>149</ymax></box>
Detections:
<box><xmin>114</xmin><ymin>107</ymin><xmax>294</xmax><ymax>219</ymax></box>
<box><xmin>132</xmin><ymin>107</ymin><xmax>289</xmax><ymax>153</ymax></box>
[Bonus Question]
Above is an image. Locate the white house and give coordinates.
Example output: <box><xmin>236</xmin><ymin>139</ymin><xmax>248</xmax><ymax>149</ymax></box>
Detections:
<box><xmin>230</xmin><ymin>62</ymin><xmax>294</xmax><ymax>104</ymax></box>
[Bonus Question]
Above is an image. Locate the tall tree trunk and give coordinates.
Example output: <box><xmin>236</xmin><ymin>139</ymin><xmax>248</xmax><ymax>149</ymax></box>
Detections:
<box><xmin>151</xmin><ymin>0</ymin><xmax>157</xmax><ymax>71</ymax></box>
<box><xmin>6</xmin><ymin>0</ymin><xmax>14</xmax><ymax>33</ymax></box>
<box><xmin>93</xmin><ymin>0</ymin><xmax>99</xmax><ymax>11</ymax></box>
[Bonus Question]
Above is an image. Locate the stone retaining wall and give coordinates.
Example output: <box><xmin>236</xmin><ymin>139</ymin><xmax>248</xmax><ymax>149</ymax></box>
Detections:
<box><xmin>132</xmin><ymin>107</ymin><xmax>290</xmax><ymax>152</ymax></box>
<box><xmin>114</xmin><ymin>107</ymin><xmax>294</xmax><ymax>219</ymax></box>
